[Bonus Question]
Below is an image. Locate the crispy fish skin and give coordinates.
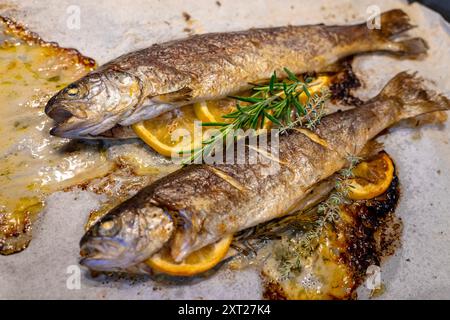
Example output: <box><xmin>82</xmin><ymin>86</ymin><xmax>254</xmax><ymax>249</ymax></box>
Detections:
<box><xmin>47</xmin><ymin>9</ymin><xmax>427</xmax><ymax>139</ymax></box>
<box><xmin>79</xmin><ymin>72</ymin><xmax>449</xmax><ymax>271</ymax></box>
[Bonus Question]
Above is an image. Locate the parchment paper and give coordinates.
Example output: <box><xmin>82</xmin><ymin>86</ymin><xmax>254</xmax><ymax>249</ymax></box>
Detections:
<box><xmin>0</xmin><ymin>0</ymin><xmax>449</xmax><ymax>299</ymax></box>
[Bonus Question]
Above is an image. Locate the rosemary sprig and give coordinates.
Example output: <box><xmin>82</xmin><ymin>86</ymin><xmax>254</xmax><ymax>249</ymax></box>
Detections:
<box><xmin>185</xmin><ymin>68</ymin><xmax>330</xmax><ymax>163</ymax></box>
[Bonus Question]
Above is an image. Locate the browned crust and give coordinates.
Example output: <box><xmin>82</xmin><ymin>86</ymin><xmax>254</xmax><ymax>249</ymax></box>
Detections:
<box><xmin>0</xmin><ymin>15</ymin><xmax>97</xmax><ymax>255</ymax></box>
<box><xmin>0</xmin><ymin>15</ymin><xmax>96</xmax><ymax>68</ymax></box>
<box><xmin>262</xmin><ymin>171</ymin><xmax>401</xmax><ymax>300</ymax></box>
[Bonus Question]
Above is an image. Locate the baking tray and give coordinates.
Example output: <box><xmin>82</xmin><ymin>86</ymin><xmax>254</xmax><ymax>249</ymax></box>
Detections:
<box><xmin>0</xmin><ymin>0</ymin><xmax>449</xmax><ymax>299</ymax></box>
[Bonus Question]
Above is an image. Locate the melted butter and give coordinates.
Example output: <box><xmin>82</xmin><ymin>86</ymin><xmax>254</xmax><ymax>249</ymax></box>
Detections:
<box><xmin>0</xmin><ymin>18</ymin><xmax>107</xmax><ymax>254</ymax></box>
<box><xmin>0</xmin><ymin>17</ymin><xmax>179</xmax><ymax>255</ymax></box>
<box><xmin>230</xmin><ymin>210</ymin><xmax>356</xmax><ymax>300</ymax></box>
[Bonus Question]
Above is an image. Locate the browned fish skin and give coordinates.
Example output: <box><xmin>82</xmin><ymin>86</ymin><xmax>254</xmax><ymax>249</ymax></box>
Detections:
<box><xmin>47</xmin><ymin>9</ymin><xmax>428</xmax><ymax>138</ymax></box>
<box><xmin>80</xmin><ymin>72</ymin><xmax>449</xmax><ymax>270</ymax></box>
<box><xmin>111</xmin><ymin>9</ymin><xmax>423</xmax><ymax>100</ymax></box>
<box><xmin>153</xmin><ymin>73</ymin><xmax>449</xmax><ymax>261</ymax></box>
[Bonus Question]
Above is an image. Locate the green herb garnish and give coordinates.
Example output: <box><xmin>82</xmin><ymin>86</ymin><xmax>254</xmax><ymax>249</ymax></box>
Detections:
<box><xmin>185</xmin><ymin>68</ymin><xmax>330</xmax><ymax>163</ymax></box>
<box><xmin>232</xmin><ymin>155</ymin><xmax>361</xmax><ymax>281</ymax></box>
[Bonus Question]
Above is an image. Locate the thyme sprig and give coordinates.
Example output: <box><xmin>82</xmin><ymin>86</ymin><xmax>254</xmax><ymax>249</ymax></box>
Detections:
<box><xmin>231</xmin><ymin>155</ymin><xmax>362</xmax><ymax>280</ymax></box>
<box><xmin>276</xmin><ymin>155</ymin><xmax>362</xmax><ymax>280</ymax></box>
<box><xmin>185</xmin><ymin>68</ymin><xmax>330</xmax><ymax>163</ymax></box>
<box><xmin>317</xmin><ymin>155</ymin><xmax>362</xmax><ymax>221</ymax></box>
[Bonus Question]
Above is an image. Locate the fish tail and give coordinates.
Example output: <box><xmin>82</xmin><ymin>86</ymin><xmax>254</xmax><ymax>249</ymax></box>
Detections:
<box><xmin>364</xmin><ymin>9</ymin><xmax>428</xmax><ymax>57</ymax></box>
<box><xmin>390</xmin><ymin>37</ymin><xmax>429</xmax><ymax>57</ymax></box>
<box><xmin>379</xmin><ymin>9</ymin><xmax>414</xmax><ymax>37</ymax></box>
<box><xmin>380</xmin><ymin>71</ymin><xmax>450</xmax><ymax>119</ymax></box>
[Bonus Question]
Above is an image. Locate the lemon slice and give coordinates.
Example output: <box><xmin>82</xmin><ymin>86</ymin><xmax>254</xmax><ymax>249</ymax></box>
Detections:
<box><xmin>193</xmin><ymin>99</ymin><xmax>236</xmax><ymax>123</ymax></box>
<box><xmin>146</xmin><ymin>235</ymin><xmax>233</xmax><ymax>276</ymax></box>
<box><xmin>194</xmin><ymin>99</ymin><xmax>273</xmax><ymax>129</ymax></box>
<box><xmin>347</xmin><ymin>152</ymin><xmax>395</xmax><ymax>200</ymax></box>
<box><xmin>298</xmin><ymin>75</ymin><xmax>331</xmax><ymax>104</ymax></box>
<box><xmin>134</xmin><ymin>75</ymin><xmax>331</xmax><ymax>157</ymax></box>
<box><xmin>132</xmin><ymin>105</ymin><xmax>203</xmax><ymax>158</ymax></box>
<box><xmin>194</xmin><ymin>76</ymin><xmax>330</xmax><ymax>125</ymax></box>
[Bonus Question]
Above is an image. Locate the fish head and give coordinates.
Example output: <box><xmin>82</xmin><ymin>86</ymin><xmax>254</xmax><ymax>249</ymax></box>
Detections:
<box><xmin>79</xmin><ymin>204</ymin><xmax>174</xmax><ymax>271</ymax></box>
<box><xmin>45</xmin><ymin>69</ymin><xmax>143</xmax><ymax>138</ymax></box>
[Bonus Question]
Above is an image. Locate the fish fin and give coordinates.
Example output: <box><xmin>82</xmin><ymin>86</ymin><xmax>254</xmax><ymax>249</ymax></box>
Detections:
<box><xmin>154</xmin><ymin>87</ymin><xmax>193</xmax><ymax>103</ymax></box>
<box><xmin>96</xmin><ymin>125</ymin><xmax>137</xmax><ymax>139</ymax></box>
<box><xmin>392</xmin><ymin>38</ymin><xmax>429</xmax><ymax>57</ymax></box>
<box><xmin>170</xmin><ymin>210</ymin><xmax>198</xmax><ymax>262</ymax></box>
<box><xmin>380</xmin><ymin>71</ymin><xmax>450</xmax><ymax>119</ymax></box>
<box><xmin>368</xmin><ymin>10</ymin><xmax>428</xmax><ymax>58</ymax></box>
<box><xmin>379</xmin><ymin>9</ymin><xmax>414</xmax><ymax>38</ymax></box>
<box><xmin>170</xmin><ymin>230</ymin><xmax>193</xmax><ymax>262</ymax></box>
<box><xmin>287</xmin><ymin>178</ymin><xmax>335</xmax><ymax>214</ymax></box>
<box><xmin>358</xmin><ymin>140</ymin><xmax>385</xmax><ymax>159</ymax></box>
<box><xmin>118</xmin><ymin>100</ymin><xmax>178</xmax><ymax>126</ymax></box>
<box><xmin>398</xmin><ymin>111</ymin><xmax>448</xmax><ymax>128</ymax></box>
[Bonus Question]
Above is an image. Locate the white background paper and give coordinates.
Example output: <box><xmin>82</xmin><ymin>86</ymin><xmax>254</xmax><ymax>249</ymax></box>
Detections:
<box><xmin>0</xmin><ymin>0</ymin><xmax>449</xmax><ymax>299</ymax></box>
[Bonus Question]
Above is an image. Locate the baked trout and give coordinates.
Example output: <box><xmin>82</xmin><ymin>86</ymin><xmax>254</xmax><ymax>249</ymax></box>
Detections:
<box><xmin>79</xmin><ymin>72</ymin><xmax>449</xmax><ymax>271</ymax></box>
<box><xmin>46</xmin><ymin>9</ymin><xmax>427</xmax><ymax>139</ymax></box>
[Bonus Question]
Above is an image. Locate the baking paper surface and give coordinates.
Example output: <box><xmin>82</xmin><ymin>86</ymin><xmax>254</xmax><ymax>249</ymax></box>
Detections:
<box><xmin>0</xmin><ymin>0</ymin><xmax>449</xmax><ymax>299</ymax></box>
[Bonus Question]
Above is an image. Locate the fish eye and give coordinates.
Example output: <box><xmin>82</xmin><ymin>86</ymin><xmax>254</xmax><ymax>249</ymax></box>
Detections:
<box><xmin>98</xmin><ymin>218</ymin><xmax>121</xmax><ymax>237</ymax></box>
<box><xmin>65</xmin><ymin>84</ymin><xmax>80</xmax><ymax>98</ymax></box>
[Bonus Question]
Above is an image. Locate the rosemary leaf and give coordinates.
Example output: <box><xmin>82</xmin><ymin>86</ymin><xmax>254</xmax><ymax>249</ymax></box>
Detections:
<box><xmin>284</xmin><ymin>67</ymin><xmax>298</xmax><ymax>81</ymax></box>
<box><xmin>269</xmin><ymin>72</ymin><xmax>276</xmax><ymax>93</ymax></box>
<box><xmin>263</xmin><ymin>110</ymin><xmax>282</xmax><ymax>126</ymax></box>
<box><xmin>201</xmin><ymin>122</ymin><xmax>229</xmax><ymax>127</ymax></box>
<box><xmin>228</xmin><ymin>95</ymin><xmax>263</xmax><ymax>103</ymax></box>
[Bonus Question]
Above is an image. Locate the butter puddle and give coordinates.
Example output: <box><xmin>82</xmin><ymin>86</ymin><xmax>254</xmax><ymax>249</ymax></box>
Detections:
<box><xmin>0</xmin><ymin>17</ymin><xmax>178</xmax><ymax>255</ymax></box>
<box><xmin>229</xmin><ymin>180</ymin><xmax>402</xmax><ymax>300</ymax></box>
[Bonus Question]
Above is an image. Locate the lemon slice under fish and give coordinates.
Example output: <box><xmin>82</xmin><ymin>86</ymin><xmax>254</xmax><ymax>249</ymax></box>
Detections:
<box><xmin>194</xmin><ymin>98</ymin><xmax>274</xmax><ymax>129</ymax></box>
<box><xmin>132</xmin><ymin>105</ymin><xmax>203</xmax><ymax>158</ymax></box>
<box><xmin>298</xmin><ymin>75</ymin><xmax>330</xmax><ymax>104</ymax></box>
<box><xmin>146</xmin><ymin>235</ymin><xmax>233</xmax><ymax>276</ymax></box>
<box><xmin>133</xmin><ymin>75</ymin><xmax>331</xmax><ymax>158</ymax></box>
<box><xmin>193</xmin><ymin>99</ymin><xmax>237</xmax><ymax>124</ymax></box>
<box><xmin>346</xmin><ymin>152</ymin><xmax>394</xmax><ymax>200</ymax></box>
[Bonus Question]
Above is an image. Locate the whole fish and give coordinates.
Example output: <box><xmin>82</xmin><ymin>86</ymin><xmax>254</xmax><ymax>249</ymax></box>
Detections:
<box><xmin>79</xmin><ymin>72</ymin><xmax>449</xmax><ymax>271</ymax></box>
<box><xmin>46</xmin><ymin>9</ymin><xmax>427</xmax><ymax>139</ymax></box>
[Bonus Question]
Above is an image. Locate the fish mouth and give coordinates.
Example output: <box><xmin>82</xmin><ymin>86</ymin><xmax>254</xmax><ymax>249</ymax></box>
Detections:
<box><xmin>45</xmin><ymin>101</ymin><xmax>92</xmax><ymax>138</ymax></box>
<box><xmin>45</xmin><ymin>98</ymin><xmax>121</xmax><ymax>139</ymax></box>
<box><xmin>50</xmin><ymin>125</ymin><xmax>90</xmax><ymax>139</ymax></box>
<box><xmin>49</xmin><ymin>115</ymin><xmax>124</xmax><ymax>139</ymax></box>
<box><xmin>79</xmin><ymin>256</ymin><xmax>123</xmax><ymax>272</ymax></box>
<box><xmin>50</xmin><ymin>122</ymin><xmax>137</xmax><ymax>139</ymax></box>
<box><xmin>46</xmin><ymin>105</ymin><xmax>74</xmax><ymax>124</ymax></box>
<box><xmin>50</xmin><ymin>123</ymin><xmax>101</xmax><ymax>139</ymax></box>
<box><xmin>45</xmin><ymin>95</ymin><xmax>72</xmax><ymax>121</ymax></box>
<box><xmin>79</xmin><ymin>237</ymin><xmax>132</xmax><ymax>271</ymax></box>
